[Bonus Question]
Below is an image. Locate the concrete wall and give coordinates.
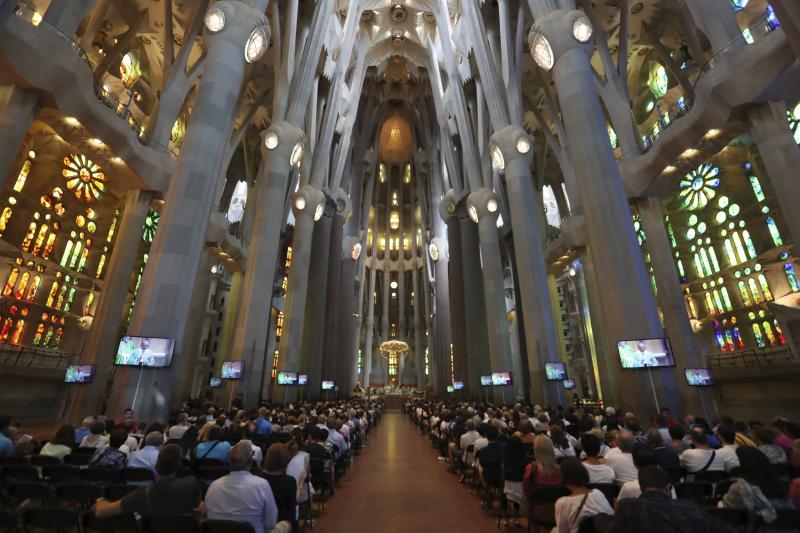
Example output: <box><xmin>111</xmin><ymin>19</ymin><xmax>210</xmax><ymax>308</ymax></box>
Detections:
<box><xmin>713</xmin><ymin>363</ymin><xmax>800</xmax><ymax>421</ymax></box>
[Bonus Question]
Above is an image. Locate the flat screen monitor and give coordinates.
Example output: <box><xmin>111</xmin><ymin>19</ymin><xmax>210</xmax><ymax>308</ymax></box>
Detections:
<box><xmin>209</xmin><ymin>377</ymin><xmax>222</xmax><ymax>388</ymax></box>
<box><xmin>221</xmin><ymin>361</ymin><xmax>244</xmax><ymax>379</ymax></box>
<box><xmin>617</xmin><ymin>338</ymin><xmax>676</xmax><ymax>369</ymax></box>
<box><xmin>453</xmin><ymin>381</ymin><xmax>464</xmax><ymax>390</ymax></box>
<box><xmin>684</xmin><ymin>368</ymin><xmax>713</xmax><ymax>387</ymax></box>
<box><xmin>446</xmin><ymin>385</ymin><xmax>455</xmax><ymax>393</ymax></box>
<box><xmin>321</xmin><ymin>380</ymin><xmax>335</xmax><ymax>390</ymax></box>
<box><xmin>298</xmin><ymin>374</ymin><xmax>309</xmax><ymax>385</ymax></box>
<box><xmin>277</xmin><ymin>371</ymin><xmax>297</xmax><ymax>385</ymax></box>
<box><xmin>64</xmin><ymin>365</ymin><xmax>95</xmax><ymax>384</ymax></box>
<box><xmin>563</xmin><ymin>379</ymin><xmax>576</xmax><ymax>390</ymax></box>
<box><xmin>480</xmin><ymin>375</ymin><xmax>492</xmax><ymax>386</ymax></box>
<box><xmin>114</xmin><ymin>336</ymin><xmax>175</xmax><ymax>367</ymax></box>
<box><xmin>491</xmin><ymin>372</ymin><xmax>513</xmax><ymax>386</ymax></box>
<box><xmin>545</xmin><ymin>362</ymin><xmax>567</xmax><ymax>381</ymax></box>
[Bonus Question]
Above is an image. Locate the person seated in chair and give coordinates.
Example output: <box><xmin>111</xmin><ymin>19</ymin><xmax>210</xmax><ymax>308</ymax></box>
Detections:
<box><xmin>89</xmin><ymin>429</ymin><xmax>128</xmax><ymax>469</ymax></box>
<box><xmin>554</xmin><ymin>458</ymin><xmax>614</xmax><ymax>533</ymax></box>
<box><xmin>260</xmin><ymin>443</ymin><xmax>298</xmax><ymax>532</ymax></box>
<box><xmin>205</xmin><ymin>442</ymin><xmax>279</xmax><ymax>533</ymax></box>
<box><xmin>612</xmin><ymin>466</ymin><xmax>730</xmax><ymax>533</ymax></box>
<box><xmin>195</xmin><ymin>425</ymin><xmax>231</xmax><ymax>463</ymax></box>
<box><xmin>127</xmin><ymin>431</ymin><xmax>163</xmax><ymax>474</ymax></box>
<box><xmin>679</xmin><ymin>427</ymin><xmax>725</xmax><ymax>476</ymax></box>
<box><xmin>94</xmin><ymin>444</ymin><xmax>200</xmax><ymax>518</ymax></box>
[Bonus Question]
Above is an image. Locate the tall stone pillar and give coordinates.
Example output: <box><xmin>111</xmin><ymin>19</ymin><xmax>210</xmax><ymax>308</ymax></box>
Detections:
<box><xmin>0</xmin><ymin>86</ymin><xmax>39</xmax><ymax>192</ymax></box>
<box><xmin>444</xmin><ymin>211</ymin><xmax>468</xmax><ymax>390</ymax></box>
<box><xmin>68</xmin><ymin>189</ymin><xmax>151</xmax><ymax>422</ymax></box>
<box><xmin>412</xmin><ymin>261</ymin><xmax>425</xmax><ymax>389</ymax></box>
<box><xmin>771</xmin><ymin>1</ymin><xmax>800</xmax><ymax>60</ymax></box>
<box><xmin>684</xmin><ymin>0</ymin><xmax>743</xmax><ymax>52</ymax></box>
<box><xmin>468</xmin><ymin>189</ymin><xmax>515</xmax><ymax>405</ymax></box>
<box><xmin>349</xmin><ymin>245</ymin><xmax>367</xmax><ymax>388</ymax></box>
<box><xmin>488</xmin><ymin>130</ymin><xmax>562</xmax><ymax>405</ymax></box>
<box><xmin>421</xmin><ymin>246</ymin><xmax>435</xmax><ymax>391</ymax></box>
<box><xmin>235</xmin><ymin>123</ymin><xmax>305</xmax><ymax>405</ymax></box>
<box><xmin>638</xmin><ymin>197</ymin><xmax>700</xmax><ymax>415</ymax></box>
<box><xmin>530</xmin><ymin>7</ymin><xmax>677</xmax><ymax>416</ymax></box>
<box><xmin>335</xmin><ymin>238</ymin><xmax>357</xmax><ymax>393</ymax></box>
<box><xmin>43</xmin><ymin>0</ymin><xmax>95</xmax><ymax>36</ymax></box>
<box><xmin>274</xmin><ymin>185</ymin><xmax>325</xmax><ymax>402</ymax></box>
<box><xmin>363</xmin><ymin>259</ymin><xmax>377</xmax><ymax>387</ymax></box>
<box><xmin>459</xmin><ymin>209</ymin><xmax>491</xmax><ymax>399</ymax></box>
<box><xmin>115</xmin><ymin>1</ymin><xmax>269</xmax><ymax>422</ymax></box>
<box><xmin>746</xmin><ymin>101</ymin><xmax>800</xmax><ymax>249</ymax></box>
<box><xmin>431</xmin><ymin>235</ymin><xmax>451</xmax><ymax>394</ymax></box>
<box><xmin>301</xmin><ymin>201</ymin><xmax>335</xmax><ymax>396</ymax></box>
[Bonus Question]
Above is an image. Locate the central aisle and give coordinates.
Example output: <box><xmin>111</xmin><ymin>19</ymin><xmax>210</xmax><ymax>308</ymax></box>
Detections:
<box><xmin>313</xmin><ymin>410</ymin><xmax>498</xmax><ymax>533</ymax></box>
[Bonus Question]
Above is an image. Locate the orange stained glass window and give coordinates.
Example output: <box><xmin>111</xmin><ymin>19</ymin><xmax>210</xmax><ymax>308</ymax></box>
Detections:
<box><xmin>0</xmin><ymin>317</ymin><xmax>13</xmax><ymax>342</ymax></box>
<box><xmin>25</xmin><ymin>275</ymin><xmax>41</xmax><ymax>301</ymax></box>
<box><xmin>3</xmin><ymin>268</ymin><xmax>19</xmax><ymax>297</ymax></box>
<box><xmin>21</xmin><ymin>222</ymin><xmax>36</xmax><ymax>251</ymax></box>
<box><xmin>10</xmin><ymin>319</ymin><xmax>25</xmax><ymax>344</ymax></box>
<box><xmin>14</xmin><ymin>271</ymin><xmax>30</xmax><ymax>299</ymax></box>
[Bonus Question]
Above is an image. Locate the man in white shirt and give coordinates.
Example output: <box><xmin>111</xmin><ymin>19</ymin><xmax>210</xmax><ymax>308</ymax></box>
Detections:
<box><xmin>127</xmin><ymin>432</ymin><xmax>162</xmax><ymax>474</ymax></box>
<box><xmin>615</xmin><ymin>444</ymin><xmax>677</xmax><ymax>503</ymax></box>
<box><xmin>580</xmin><ymin>433</ymin><xmax>616</xmax><ymax>484</ymax></box>
<box><xmin>168</xmin><ymin>413</ymin><xmax>190</xmax><ymax>440</ymax></box>
<box><xmin>460</xmin><ymin>420</ymin><xmax>480</xmax><ymax>463</ymax></box>
<box><xmin>679</xmin><ymin>428</ymin><xmax>725</xmax><ymax>474</ymax></box>
<box><xmin>205</xmin><ymin>442</ymin><xmax>279</xmax><ymax>533</ymax></box>
<box><xmin>605</xmin><ymin>431</ymin><xmax>638</xmax><ymax>485</ymax></box>
<box><xmin>714</xmin><ymin>425</ymin><xmax>740</xmax><ymax>472</ymax></box>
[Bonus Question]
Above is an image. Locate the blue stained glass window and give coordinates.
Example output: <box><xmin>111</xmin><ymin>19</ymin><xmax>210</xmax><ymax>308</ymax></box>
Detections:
<box><xmin>785</xmin><ymin>263</ymin><xmax>800</xmax><ymax>292</ymax></box>
<box><xmin>766</xmin><ymin>217</ymin><xmax>783</xmax><ymax>247</ymax></box>
<box><xmin>748</xmin><ymin>174</ymin><xmax>766</xmax><ymax>202</ymax></box>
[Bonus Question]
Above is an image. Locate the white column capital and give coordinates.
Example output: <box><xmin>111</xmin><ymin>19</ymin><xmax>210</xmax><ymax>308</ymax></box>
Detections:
<box><xmin>489</xmin><ymin>125</ymin><xmax>532</xmax><ymax>170</ymax></box>
<box><xmin>203</xmin><ymin>1</ymin><xmax>270</xmax><ymax>62</ymax></box>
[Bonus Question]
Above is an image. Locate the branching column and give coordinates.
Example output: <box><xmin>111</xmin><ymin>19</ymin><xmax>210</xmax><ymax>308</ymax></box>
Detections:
<box><xmin>117</xmin><ymin>1</ymin><xmax>269</xmax><ymax>421</ymax></box>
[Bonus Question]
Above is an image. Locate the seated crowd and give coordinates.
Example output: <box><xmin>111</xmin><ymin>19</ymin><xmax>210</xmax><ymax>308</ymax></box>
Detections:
<box><xmin>0</xmin><ymin>397</ymin><xmax>383</xmax><ymax>532</ymax></box>
<box><xmin>406</xmin><ymin>399</ymin><xmax>800</xmax><ymax>532</ymax></box>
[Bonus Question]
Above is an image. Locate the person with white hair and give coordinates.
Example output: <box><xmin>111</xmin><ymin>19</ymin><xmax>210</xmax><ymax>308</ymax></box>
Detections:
<box><xmin>75</xmin><ymin>416</ymin><xmax>95</xmax><ymax>445</ymax></box>
<box><xmin>205</xmin><ymin>442</ymin><xmax>280</xmax><ymax>533</ymax></box>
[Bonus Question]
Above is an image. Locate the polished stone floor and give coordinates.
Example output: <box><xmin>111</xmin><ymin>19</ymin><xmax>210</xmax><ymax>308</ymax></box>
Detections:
<box><xmin>314</xmin><ymin>405</ymin><xmax>498</xmax><ymax>533</ymax></box>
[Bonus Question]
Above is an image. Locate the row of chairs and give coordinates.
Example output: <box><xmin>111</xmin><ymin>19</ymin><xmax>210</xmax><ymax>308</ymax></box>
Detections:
<box><xmin>0</xmin><ymin>508</ymin><xmax>260</xmax><ymax>532</ymax></box>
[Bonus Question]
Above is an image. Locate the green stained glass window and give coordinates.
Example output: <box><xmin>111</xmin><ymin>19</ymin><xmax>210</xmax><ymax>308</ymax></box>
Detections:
<box><xmin>738</xmin><ymin>280</ymin><xmax>752</xmax><ymax>306</ymax></box>
<box><xmin>742</xmin><ymin>230</ymin><xmax>757</xmax><ymax>259</ymax></box>
<box><xmin>721</xmin><ymin>287</ymin><xmax>733</xmax><ymax>311</ymax></box>
<box><xmin>143</xmin><ymin>210</ymin><xmax>160</xmax><ymax>243</ymax></box>
<box><xmin>788</xmin><ymin>102</ymin><xmax>800</xmax><ymax>144</ymax></box>
<box><xmin>748</xmin><ymin>174</ymin><xmax>766</xmax><ymax>202</ymax></box>
<box><xmin>757</xmin><ymin>274</ymin><xmax>773</xmax><ymax>300</ymax></box>
<box><xmin>785</xmin><ymin>263</ymin><xmax>799</xmax><ymax>292</ymax></box>
<box><xmin>648</xmin><ymin>63</ymin><xmax>669</xmax><ymax>99</ymax></box>
<box><xmin>766</xmin><ymin>217</ymin><xmax>783</xmax><ymax>247</ymax></box>
<box><xmin>748</xmin><ymin>278</ymin><xmax>763</xmax><ymax>304</ymax></box>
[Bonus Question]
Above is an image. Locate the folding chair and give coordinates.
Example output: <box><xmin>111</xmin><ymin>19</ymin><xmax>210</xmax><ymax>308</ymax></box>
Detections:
<box><xmin>201</xmin><ymin>519</ymin><xmax>256</xmax><ymax>533</ymax></box>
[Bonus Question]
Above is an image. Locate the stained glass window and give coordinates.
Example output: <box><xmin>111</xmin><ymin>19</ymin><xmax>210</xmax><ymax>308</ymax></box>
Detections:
<box><xmin>747</xmin><ymin>172</ymin><xmax>766</xmax><ymax>202</ymax></box>
<box><xmin>774</xmin><ymin>320</ymin><xmax>786</xmax><ymax>345</ymax></box>
<box><xmin>721</xmin><ymin>287</ymin><xmax>733</xmax><ymax>311</ymax></box>
<box><xmin>13</xmin><ymin>160</ymin><xmax>31</xmax><ymax>192</ymax></box>
<box><xmin>757</xmin><ymin>274</ymin><xmax>773</xmax><ymax>300</ymax></box>
<box><xmin>648</xmin><ymin>63</ymin><xmax>669</xmax><ymax>99</ymax></box>
<box><xmin>33</xmin><ymin>323</ymin><xmax>45</xmax><ymax>346</ymax></box>
<box><xmin>0</xmin><ymin>207</ymin><xmax>11</xmax><ymax>236</ymax></box>
<box><xmin>10</xmin><ymin>319</ymin><xmax>24</xmax><ymax>344</ymax></box>
<box><xmin>742</xmin><ymin>230</ymin><xmax>757</xmax><ymax>259</ymax></box>
<box><xmin>785</xmin><ymin>263</ymin><xmax>800</xmax><ymax>292</ymax></box>
<box><xmin>679</xmin><ymin>163</ymin><xmax>720</xmax><ymax>210</ymax></box>
<box><xmin>21</xmin><ymin>222</ymin><xmax>37</xmax><ymax>252</ymax></box>
<box><xmin>731</xmin><ymin>232</ymin><xmax>748</xmax><ymax>264</ymax></box>
<box><xmin>0</xmin><ymin>317</ymin><xmax>12</xmax><ymax>342</ymax></box>
<box><xmin>25</xmin><ymin>275</ymin><xmax>40</xmax><ymax>302</ymax></box>
<box><xmin>704</xmin><ymin>292</ymin><xmax>715</xmax><ymax>315</ymax></box>
<box><xmin>83</xmin><ymin>292</ymin><xmax>95</xmax><ymax>316</ymax></box>
<box><xmin>106</xmin><ymin>210</ymin><xmax>119</xmax><ymax>243</ymax></box>
<box><xmin>732</xmin><ymin>327</ymin><xmax>744</xmax><ymax>349</ymax></box>
<box><xmin>766</xmin><ymin>217</ymin><xmax>783</xmax><ymax>247</ymax></box>
<box><xmin>752</xmin><ymin>323</ymin><xmax>765</xmax><ymax>347</ymax></box>
<box><xmin>748</xmin><ymin>278</ymin><xmax>763</xmax><ymax>304</ymax></box>
<box><xmin>731</xmin><ymin>0</ymin><xmax>749</xmax><ymax>13</ymax></box>
<box><xmin>788</xmin><ymin>102</ymin><xmax>800</xmax><ymax>144</ymax></box>
<box><xmin>724</xmin><ymin>240</ymin><xmax>737</xmax><ymax>266</ymax></box>
<box><xmin>143</xmin><ymin>210</ymin><xmax>159</xmax><ymax>243</ymax></box>
<box><xmin>724</xmin><ymin>329</ymin><xmax>735</xmax><ymax>351</ymax></box>
<box><xmin>45</xmin><ymin>281</ymin><xmax>59</xmax><ymax>307</ymax></box>
<box><xmin>62</xmin><ymin>154</ymin><xmax>106</xmax><ymax>203</ymax></box>
<box><xmin>737</xmin><ymin>280</ymin><xmax>752</xmax><ymax>306</ymax></box>
<box><xmin>763</xmin><ymin>321</ymin><xmax>777</xmax><ymax>345</ymax></box>
<box><xmin>14</xmin><ymin>272</ymin><xmax>30</xmax><ymax>300</ymax></box>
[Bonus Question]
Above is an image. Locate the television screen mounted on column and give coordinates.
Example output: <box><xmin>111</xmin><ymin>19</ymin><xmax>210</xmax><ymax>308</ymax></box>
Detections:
<box><xmin>684</xmin><ymin>368</ymin><xmax>713</xmax><ymax>386</ymax></box>
<box><xmin>480</xmin><ymin>375</ymin><xmax>492</xmax><ymax>386</ymax></box>
<box><xmin>563</xmin><ymin>379</ymin><xmax>576</xmax><ymax>390</ymax></box>
<box><xmin>221</xmin><ymin>361</ymin><xmax>244</xmax><ymax>379</ymax></box>
<box><xmin>544</xmin><ymin>362</ymin><xmax>567</xmax><ymax>381</ymax></box>
<box><xmin>298</xmin><ymin>374</ymin><xmax>308</xmax><ymax>385</ymax></box>
<box><xmin>452</xmin><ymin>381</ymin><xmax>464</xmax><ymax>390</ymax></box>
<box><xmin>321</xmin><ymin>380</ymin><xmax>335</xmax><ymax>390</ymax></box>
<box><xmin>64</xmin><ymin>365</ymin><xmax>95</xmax><ymax>383</ymax></box>
<box><xmin>277</xmin><ymin>371</ymin><xmax>297</xmax><ymax>385</ymax></box>
<box><xmin>114</xmin><ymin>336</ymin><xmax>175</xmax><ymax>367</ymax></box>
<box><xmin>491</xmin><ymin>372</ymin><xmax>513</xmax><ymax>386</ymax></box>
<box><xmin>617</xmin><ymin>338</ymin><xmax>675</xmax><ymax>369</ymax></box>
<box><xmin>209</xmin><ymin>377</ymin><xmax>222</xmax><ymax>388</ymax></box>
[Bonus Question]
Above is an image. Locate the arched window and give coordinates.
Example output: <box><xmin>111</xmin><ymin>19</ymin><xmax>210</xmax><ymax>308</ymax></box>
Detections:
<box><xmin>60</xmin><ymin>240</ymin><xmax>74</xmax><ymax>268</ymax></box>
<box><xmin>42</xmin><ymin>233</ymin><xmax>57</xmax><ymax>260</ymax></box>
<box><xmin>704</xmin><ymin>292</ymin><xmax>716</xmax><ymax>316</ymax></box>
<box><xmin>25</xmin><ymin>275</ymin><xmax>41</xmax><ymax>302</ymax></box>
<box><xmin>720</xmin><ymin>287</ymin><xmax>733</xmax><ymax>310</ymax></box>
<box><xmin>757</xmin><ymin>274</ymin><xmax>773</xmax><ymax>301</ymax></box>
<box><xmin>737</xmin><ymin>280</ymin><xmax>752</xmax><ymax>306</ymax></box>
<box><xmin>13</xmin><ymin>160</ymin><xmax>31</xmax><ymax>192</ymax></box>
<box><xmin>785</xmin><ymin>263</ymin><xmax>800</xmax><ymax>292</ymax></box>
<box><xmin>21</xmin><ymin>222</ymin><xmax>37</xmax><ymax>252</ymax></box>
<box><xmin>33</xmin><ymin>322</ymin><xmax>45</xmax><ymax>346</ymax></box>
<box><xmin>773</xmin><ymin>320</ymin><xmax>786</xmax><ymax>345</ymax></box>
<box><xmin>3</xmin><ymin>268</ymin><xmax>19</xmax><ymax>297</ymax></box>
<box><xmin>10</xmin><ymin>319</ymin><xmax>25</xmax><ymax>344</ymax></box>
<box><xmin>95</xmin><ymin>254</ymin><xmax>107</xmax><ymax>278</ymax></box>
<box><xmin>63</xmin><ymin>287</ymin><xmax>77</xmax><ymax>313</ymax></box>
<box><xmin>45</xmin><ymin>281</ymin><xmax>59</xmax><ymax>308</ymax></box>
<box><xmin>741</xmin><ymin>230</ymin><xmax>757</xmax><ymax>259</ymax></box>
<box><xmin>731</xmin><ymin>232</ymin><xmax>749</xmax><ymax>263</ymax></box>
<box><xmin>724</xmin><ymin>240</ymin><xmax>738</xmax><ymax>266</ymax></box>
<box><xmin>0</xmin><ymin>207</ymin><xmax>12</xmax><ymax>235</ymax></box>
<box><xmin>32</xmin><ymin>224</ymin><xmax>49</xmax><ymax>256</ymax></box>
<box><xmin>0</xmin><ymin>317</ymin><xmax>13</xmax><ymax>342</ymax></box>
<box><xmin>752</xmin><ymin>323</ymin><xmax>765</xmax><ymax>348</ymax></box>
<box><xmin>762</xmin><ymin>322</ymin><xmax>777</xmax><ymax>346</ymax></box>
<box><xmin>765</xmin><ymin>217</ymin><xmax>783</xmax><ymax>247</ymax></box>
<box><xmin>14</xmin><ymin>271</ymin><xmax>30</xmax><ymax>300</ymax></box>
<box><xmin>748</xmin><ymin>278</ymin><xmax>763</xmax><ymax>304</ymax></box>
<box><xmin>732</xmin><ymin>327</ymin><xmax>744</xmax><ymax>349</ymax></box>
